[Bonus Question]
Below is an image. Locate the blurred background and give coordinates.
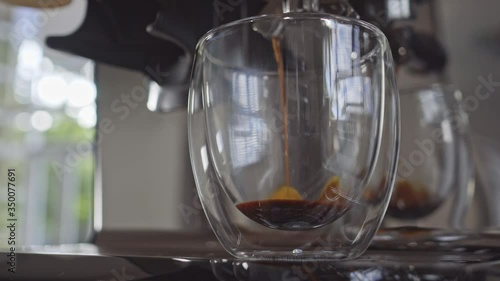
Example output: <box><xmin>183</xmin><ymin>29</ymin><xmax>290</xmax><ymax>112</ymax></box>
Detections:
<box><xmin>0</xmin><ymin>1</ymin><xmax>93</xmax><ymax>247</ymax></box>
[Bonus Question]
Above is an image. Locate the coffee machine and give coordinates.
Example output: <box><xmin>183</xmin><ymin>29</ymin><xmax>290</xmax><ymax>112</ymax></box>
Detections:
<box><xmin>43</xmin><ymin>0</ymin><xmax>457</xmax><ymax>247</ymax></box>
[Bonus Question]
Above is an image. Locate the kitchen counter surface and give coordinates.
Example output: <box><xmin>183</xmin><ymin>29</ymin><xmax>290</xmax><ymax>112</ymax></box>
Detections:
<box><xmin>2</xmin><ymin>227</ymin><xmax>500</xmax><ymax>280</ymax></box>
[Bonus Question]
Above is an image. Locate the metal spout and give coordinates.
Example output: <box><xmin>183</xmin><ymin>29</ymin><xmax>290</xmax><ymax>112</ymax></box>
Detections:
<box><xmin>283</xmin><ymin>0</ymin><xmax>359</xmax><ymax>18</ymax></box>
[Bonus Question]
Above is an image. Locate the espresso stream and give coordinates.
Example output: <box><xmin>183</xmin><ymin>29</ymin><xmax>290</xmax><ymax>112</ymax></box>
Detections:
<box><xmin>272</xmin><ymin>37</ymin><xmax>291</xmax><ymax>187</ymax></box>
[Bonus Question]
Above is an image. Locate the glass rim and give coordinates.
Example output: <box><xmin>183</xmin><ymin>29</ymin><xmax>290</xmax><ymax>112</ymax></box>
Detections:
<box><xmin>195</xmin><ymin>12</ymin><xmax>390</xmax><ymax>58</ymax></box>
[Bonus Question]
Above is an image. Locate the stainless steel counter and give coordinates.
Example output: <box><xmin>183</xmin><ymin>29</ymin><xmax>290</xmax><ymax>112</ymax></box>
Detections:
<box><xmin>2</xmin><ymin>228</ymin><xmax>500</xmax><ymax>280</ymax></box>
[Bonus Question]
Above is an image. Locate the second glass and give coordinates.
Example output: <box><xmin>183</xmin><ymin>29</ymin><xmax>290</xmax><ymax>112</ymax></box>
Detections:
<box><xmin>384</xmin><ymin>84</ymin><xmax>473</xmax><ymax>228</ymax></box>
<box><xmin>189</xmin><ymin>13</ymin><xmax>399</xmax><ymax>260</ymax></box>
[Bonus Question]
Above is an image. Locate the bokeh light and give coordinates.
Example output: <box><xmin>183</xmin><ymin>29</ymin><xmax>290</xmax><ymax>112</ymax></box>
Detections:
<box><xmin>67</xmin><ymin>78</ymin><xmax>96</xmax><ymax>108</ymax></box>
<box><xmin>16</xmin><ymin>40</ymin><xmax>43</xmax><ymax>80</ymax></box>
<box><xmin>77</xmin><ymin>105</ymin><xmax>96</xmax><ymax>129</ymax></box>
<box><xmin>35</xmin><ymin>75</ymin><xmax>68</xmax><ymax>108</ymax></box>
<box><xmin>31</xmin><ymin>110</ymin><xmax>53</xmax><ymax>131</ymax></box>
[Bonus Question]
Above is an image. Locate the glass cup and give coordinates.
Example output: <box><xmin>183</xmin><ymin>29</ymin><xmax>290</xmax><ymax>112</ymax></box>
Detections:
<box><xmin>188</xmin><ymin>13</ymin><xmax>400</xmax><ymax>260</ymax></box>
<box><xmin>384</xmin><ymin>84</ymin><xmax>473</xmax><ymax>228</ymax></box>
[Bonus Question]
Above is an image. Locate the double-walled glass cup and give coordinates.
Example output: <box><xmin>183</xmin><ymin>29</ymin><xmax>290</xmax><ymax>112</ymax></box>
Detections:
<box><xmin>188</xmin><ymin>13</ymin><xmax>399</xmax><ymax>260</ymax></box>
<box><xmin>384</xmin><ymin>84</ymin><xmax>473</xmax><ymax>228</ymax></box>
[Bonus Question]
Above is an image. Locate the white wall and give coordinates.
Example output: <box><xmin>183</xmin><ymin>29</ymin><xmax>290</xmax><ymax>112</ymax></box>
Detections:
<box><xmin>436</xmin><ymin>0</ymin><xmax>500</xmax><ymax>140</ymax></box>
<box><xmin>96</xmin><ymin>64</ymin><xmax>204</xmax><ymax>231</ymax></box>
<box><xmin>437</xmin><ymin>0</ymin><xmax>500</xmax><ymax>228</ymax></box>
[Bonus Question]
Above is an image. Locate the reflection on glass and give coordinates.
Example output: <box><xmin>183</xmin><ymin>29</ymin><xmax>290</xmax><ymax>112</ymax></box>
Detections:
<box><xmin>230</xmin><ymin>73</ymin><xmax>266</xmax><ymax>168</ymax></box>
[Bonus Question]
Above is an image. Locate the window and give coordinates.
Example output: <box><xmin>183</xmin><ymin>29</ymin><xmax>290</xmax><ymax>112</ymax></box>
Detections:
<box><xmin>0</xmin><ymin>2</ymin><xmax>93</xmax><ymax>247</ymax></box>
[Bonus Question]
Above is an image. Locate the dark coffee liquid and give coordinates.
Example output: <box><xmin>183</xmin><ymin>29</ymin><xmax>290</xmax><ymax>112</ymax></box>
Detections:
<box><xmin>387</xmin><ymin>203</ymin><xmax>440</xmax><ymax>220</ymax></box>
<box><xmin>236</xmin><ymin>199</ymin><xmax>350</xmax><ymax>231</ymax></box>
<box><xmin>387</xmin><ymin>180</ymin><xmax>439</xmax><ymax>220</ymax></box>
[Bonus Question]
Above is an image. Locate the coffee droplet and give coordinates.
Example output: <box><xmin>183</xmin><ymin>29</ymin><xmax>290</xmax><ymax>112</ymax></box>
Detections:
<box><xmin>269</xmin><ymin>185</ymin><xmax>303</xmax><ymax>200</ymax></box>
<box><xmin>319</xmin><ymin>176</ymin><xmax>341</xmax><ymax>201</ymax></box>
